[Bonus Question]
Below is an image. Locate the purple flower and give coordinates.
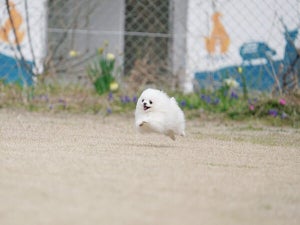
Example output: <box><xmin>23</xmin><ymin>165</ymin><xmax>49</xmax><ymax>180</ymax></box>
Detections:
<box><xmin>120</xmin><ymin>96</ymin><xmax>131</xmax><ymax>104</ymax></box>
<box><xmin>58</xmin><ymin>99</ymin><xmax>67</xmax><ymax>109</ymax></box>
<box><xmin>125</xmin><ymin>96</ymin><xmax>131</xmax><ymax>103</ymax></box>
<box><xmin>132</xmin><ymin>95</ymin><xmax>138</xmax><ymax>103</ymax></box>
<box><xmin>201</xmin><ymin>94</ymin><xmax>211</xmax><ymax>104</ymax></box>
<box><xmin>230</xmin><ymin>91</ymin><xmax>238</xmax><ymax>99</ymax></box>
<box><xmin>106</xmin><ymin>108</ymin><xmax>112</xmax><ymax>114</ymax></box>
<box><xmin>180</xmin><ymin>100</ymin><xmax>187</xmax><ymax>107</ymax></box>
<box><xmin>213</xmin><ymin>98</ymin><xmax>220</xmax><ymax>105</ymax></box>
<box><xmin>268</xmin><ymin>109</ymin><xmax>278</xmax><ymax>117</ymax></box>
<box><xmin>108</xmin><ymin>92</ymin><xmax>113</xmax><ymax>101</ymax></box>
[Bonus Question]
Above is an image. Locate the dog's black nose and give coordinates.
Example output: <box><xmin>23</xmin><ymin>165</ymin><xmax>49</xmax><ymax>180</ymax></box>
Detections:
<box><xmin>143</xmin><ymin>102</ymin><xmax>147</xmax><ymax>106</ymax></box>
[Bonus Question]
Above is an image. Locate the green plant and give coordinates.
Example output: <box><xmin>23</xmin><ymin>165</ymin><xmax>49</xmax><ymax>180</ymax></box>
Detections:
<box><xmin>87</xmin><ymin>47</ymin><xmax>119</xmax><ymax>95</ymax></box>
<box><xmin>1</xmin><ymin>75</ymin><xmax>299</xmax><ymax>128</ymax></box>
<box><xmin>237</xmin><ymin>66</ymin><xmax>248</xmax><ymax>100</ymax></box>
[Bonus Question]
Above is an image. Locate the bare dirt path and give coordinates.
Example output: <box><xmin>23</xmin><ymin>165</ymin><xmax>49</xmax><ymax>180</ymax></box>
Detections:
<box><xmin>0</xmin><ymin>110</ymin><xmax>299</xmax><ymax>225</ymax></box>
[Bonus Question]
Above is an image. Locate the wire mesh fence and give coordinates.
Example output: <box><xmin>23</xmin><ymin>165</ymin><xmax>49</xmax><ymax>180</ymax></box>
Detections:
<box><xmin>0</xmin><ymin>0</ymin><xmax>300</xmax><ymax>93</ymax></box>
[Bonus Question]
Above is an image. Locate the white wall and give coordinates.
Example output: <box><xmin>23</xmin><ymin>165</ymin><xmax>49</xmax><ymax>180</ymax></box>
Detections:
<box><xmin>186</xmin><ymin>0</ymin><xmax>300</xmax><ymax>86</ymax></box>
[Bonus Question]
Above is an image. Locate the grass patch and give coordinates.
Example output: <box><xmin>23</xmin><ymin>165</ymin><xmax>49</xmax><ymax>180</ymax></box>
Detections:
<box><xmin>0</xmin><ymin>81</ymin><xmax>299</xmax><ymax>128</ymax></box>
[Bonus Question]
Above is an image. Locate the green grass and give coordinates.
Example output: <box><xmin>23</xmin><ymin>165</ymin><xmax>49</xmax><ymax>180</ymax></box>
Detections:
<box><xmin>0</xmin><ymin>82</ymin><xmax>299</xmax><ymax>128</ymax></box>
<box><xmin>175</xmin><ymin>90</ymin><xmax>300</xmax><ymax>128</ymax></box>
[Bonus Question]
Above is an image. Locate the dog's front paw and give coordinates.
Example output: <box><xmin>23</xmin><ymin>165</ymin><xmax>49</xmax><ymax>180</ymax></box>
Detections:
<box><xmin>139</xmin><ymin>121</ymin><xmax>147</xmax><ymax>127</ymax></box>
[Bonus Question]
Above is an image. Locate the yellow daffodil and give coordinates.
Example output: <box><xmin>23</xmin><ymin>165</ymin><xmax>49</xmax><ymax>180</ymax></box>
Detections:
<box><xmin>109</xmin><ymin>81</ymin><xmax>119</xmax><ymax>91</ymax></box>
<box><xmin>237</xmin><ymin>67</ymin><xmax>243</xmax><ymax>73</ymax></box>
<box><xmin>69</xmin><ymin>50</ymin><xmax>79</xmax><ymax>57</ymax></box>
<box><xmin>98</xmin><ymin>47</ymin><xmax>104</xmax><ymax>54</ymax></box>
<box><xmin>224</xmin><ymin>78</ymin><xmax>239</xmax><ymax>88</ymax></box>
<box><xmin>106</xmin><ymin>53</ymin><xmax>115</xmax><ymax>61</ymax></box>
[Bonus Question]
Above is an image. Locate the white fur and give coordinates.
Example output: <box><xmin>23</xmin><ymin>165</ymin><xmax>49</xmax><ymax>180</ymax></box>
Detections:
<box><xmin>135</xmin><ymin>88</ymin><xmax>185</xmax><ymax>140</ymax></box>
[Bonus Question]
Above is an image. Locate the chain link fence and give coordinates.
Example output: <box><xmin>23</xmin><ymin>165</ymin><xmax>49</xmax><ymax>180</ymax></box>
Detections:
<box><xmin>1</xmin><ymin>0</ymin><xmax>300</xmax><ymax>93</ymax></box>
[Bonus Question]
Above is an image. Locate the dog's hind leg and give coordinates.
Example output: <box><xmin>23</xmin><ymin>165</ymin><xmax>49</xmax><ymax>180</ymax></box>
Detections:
<box><xmin>166</xmin><ymin>130</ymin><xmax>176</xmax><ymax>141</ymax></box>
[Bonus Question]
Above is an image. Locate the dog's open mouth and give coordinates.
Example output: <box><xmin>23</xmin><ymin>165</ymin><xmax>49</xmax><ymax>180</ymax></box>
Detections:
<box><xmin>144</xmin><ymin>105</ymin><xmax>150</xmax><ymax>111</ymax></box>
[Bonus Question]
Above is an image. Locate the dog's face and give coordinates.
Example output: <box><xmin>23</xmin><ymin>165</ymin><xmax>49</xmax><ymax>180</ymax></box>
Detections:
<box><xmin>136</xmin><ymin>88</ymin><xmax>167</xmax><ymax>114</ymax></box>
<box><xmin>138</xmin><ymin>91</ymin><xmax>157</xmax><ymax>113</ymax></box>
<box><xmin>141</xmin><ymin>98</ymin><xmax>153</xmax><ymax>111</ymax></box>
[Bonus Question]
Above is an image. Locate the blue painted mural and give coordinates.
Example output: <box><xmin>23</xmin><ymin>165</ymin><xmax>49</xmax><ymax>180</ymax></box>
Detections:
<box><xmin>0</xmin><ymin>0</ymin><xmax>35</xmax><ymax>86</ymax></box>
<box><xmin>0</xmin><ymin>53</ymin><xmax>34</xmax><ymax>86</ymax></box>
<box><xmin>195</xmin><ymin>27</ymin><xmax>300</xmax><ymax>92</ymax></box>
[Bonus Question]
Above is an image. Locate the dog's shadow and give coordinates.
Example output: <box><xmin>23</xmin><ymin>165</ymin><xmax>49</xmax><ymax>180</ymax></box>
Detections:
<box><xmin>127</xmin><ymin>143</ymin><xmax>177</xmax><ymax>149</ymax></box>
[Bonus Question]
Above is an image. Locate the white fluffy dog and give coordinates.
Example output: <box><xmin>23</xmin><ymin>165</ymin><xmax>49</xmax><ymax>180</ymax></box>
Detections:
<box><xmin>135</xmin><ymin>88</ymin><xmax>185</xmax><ymax>140</ymax></box>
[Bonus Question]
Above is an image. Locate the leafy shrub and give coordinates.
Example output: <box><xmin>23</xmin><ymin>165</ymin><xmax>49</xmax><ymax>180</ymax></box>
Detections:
<box><xmin>87</xmin><ymin>48</ymin><xmax>119</xmax><ymax>95</ymax></box>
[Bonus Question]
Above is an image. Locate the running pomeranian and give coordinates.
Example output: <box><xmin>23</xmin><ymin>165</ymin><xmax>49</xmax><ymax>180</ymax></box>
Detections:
<box><xmin>135</xmin><ymin>88</ymin><xmax>185</xmax><ymax>140</ymax></box>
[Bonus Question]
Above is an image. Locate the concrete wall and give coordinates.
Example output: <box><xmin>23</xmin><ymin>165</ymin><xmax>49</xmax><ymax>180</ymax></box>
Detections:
<box><xmin>47</xmin><ymin>0</ymin><xmax>125</xmax><ymax>83</ymax></box>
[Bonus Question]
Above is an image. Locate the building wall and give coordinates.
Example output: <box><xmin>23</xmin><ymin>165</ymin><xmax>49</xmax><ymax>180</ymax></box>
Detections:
<box><xmin>47</xmin><ymin>0</ymin><xmax>125</xmax><ymax>83</ymax></box>
<box><xmin>186</xmin><ymin>0</ymin><xmax>300</xmax><ymax>91</ymax></box>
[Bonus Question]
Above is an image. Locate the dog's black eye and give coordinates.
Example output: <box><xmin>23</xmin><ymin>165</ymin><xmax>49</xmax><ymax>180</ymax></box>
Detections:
<box><xmin>142</xmin><ymin>99</ymin><xmax>144</xmax><ymax>103</ymax></box>
<box><xmin>149</xmin><ymin>100</ymin><xmax>153</xmax><ymax>104</ymax></box>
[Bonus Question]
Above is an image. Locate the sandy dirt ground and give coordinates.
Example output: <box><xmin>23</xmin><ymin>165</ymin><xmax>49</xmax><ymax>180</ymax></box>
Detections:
<box><xmin>0</xmin><ymin>109</ymin><xmax>299</xmax><ymax>225</ymax></box>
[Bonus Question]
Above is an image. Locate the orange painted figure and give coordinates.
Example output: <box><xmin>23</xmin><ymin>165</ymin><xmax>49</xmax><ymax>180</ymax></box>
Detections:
<box><xmin>205</xmin><ymin>12</ymin><xmax>230</xmax><ymax>54</ymax></box>
<box><xmin>0</xmin><ymin>1</ymin><xmax>25</xmax><ymax>45</ymax></box>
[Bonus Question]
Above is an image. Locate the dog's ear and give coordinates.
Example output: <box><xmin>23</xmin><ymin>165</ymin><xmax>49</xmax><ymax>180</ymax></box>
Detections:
<box><xmin>170</xmin><ymin>97</ymin><xmax>178</xmax><ymax>105</ymax></box>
